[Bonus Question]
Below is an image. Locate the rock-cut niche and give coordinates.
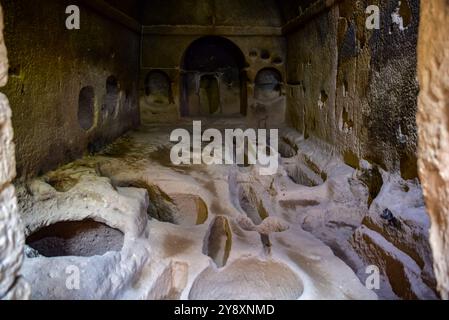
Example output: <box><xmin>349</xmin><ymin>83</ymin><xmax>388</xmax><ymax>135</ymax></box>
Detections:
<box><xmin>181</xmin><ymin>36</ymin><xmax>248</xmax><ymax>116</ymax></box>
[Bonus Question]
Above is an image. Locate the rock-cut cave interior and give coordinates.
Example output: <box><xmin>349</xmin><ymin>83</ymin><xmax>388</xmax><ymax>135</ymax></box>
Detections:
<box><xmin>1</xmin><ymin>0</ymin><xmax>449</xmax><ymax>301</ymax></box>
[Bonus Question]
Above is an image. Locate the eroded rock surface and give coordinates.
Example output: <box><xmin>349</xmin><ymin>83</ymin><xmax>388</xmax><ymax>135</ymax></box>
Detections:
<box><xmin>0</xmin><ymin>3</ymin><xmax>30</xmax><ymax>300</ymax></box>
<box><xmin>417</xmin><ymin>0</ymin><xmax>449</xmax><ymax>300</ymax></box>
<box><xmin>17</xmin><ymin>120</ymin><xmax>379</xmax><ymax>300</ymax></box>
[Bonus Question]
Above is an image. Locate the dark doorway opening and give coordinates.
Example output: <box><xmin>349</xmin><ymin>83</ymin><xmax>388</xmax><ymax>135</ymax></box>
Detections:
<box><xmin>180</xmin><ymin>36</ymin><xmax>247</xmax><ymax>117</ymax></box>
<box><xmin>199</xmin><ymin>74</ymin><xmax>220</xmax><ymax>114</ymax></box>
<box><xmin>78</xmin><ymin>86</ymin><xmax>95</xmax><ymax>131</ymax></box>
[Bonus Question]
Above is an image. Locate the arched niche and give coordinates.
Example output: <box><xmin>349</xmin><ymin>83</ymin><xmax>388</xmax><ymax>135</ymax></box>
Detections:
<box><xmin>78</xmin><ymin>86</ymin><xmax>95</xmax><ymax>131</ymax></box>
<box><xmin>144</xmin><ymin>70</ymin><xmax>173</xmax><ymax>104</ymax></box>
<box><xmin>180</xmin><ymin>36</ymin><xmax>248</xmax><ymax>117</ymax></box>
<box><xmin>254</xmin><ymin>68</ymin><xmax>283</xmax><ymax>100</ymax></box>
<box><xmin>103</xmin><ymin>75</ymin><xmax>120</xmax><ymax>118</ymax></box>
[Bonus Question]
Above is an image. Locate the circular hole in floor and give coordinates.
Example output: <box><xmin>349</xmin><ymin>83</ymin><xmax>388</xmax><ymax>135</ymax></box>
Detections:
<box><xmin>111</xmin><ymin>180</ymin><xmax>209</xmax><ymax>226</ymax></box>
<box><xmin>203</xmin><ymin>216</ymin><xmax>232</xmax><ymax>268</ymax></box>
<box><xmin>170</xmin><ymin>193</ymin><xmax>209</xmax><ymax>226</ymax></box>
<box><xmin>285</xmin><ymin>162</ymin><xmax>326</xmax><ymax>187</ymax></box>
<box><xmin>26</xmin><ymin>219</ymin><xmax>124</xmax><ymax>258</ymax></box>
<box><xmin>189</xmin><ymin>258</ymin><xmax>304</xmax><ymax>300</ymax></box>
<box><xmin>279</xmin><ymin>140</ymin><xmax>298</xmax><ymax>159</ymax></box>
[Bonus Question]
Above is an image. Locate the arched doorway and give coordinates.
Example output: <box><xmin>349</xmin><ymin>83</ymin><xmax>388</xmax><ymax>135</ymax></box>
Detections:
<box><xmin>180</xmin><ymin>36</ymin><xmax>247</xmax><ymax>117</ymax></box>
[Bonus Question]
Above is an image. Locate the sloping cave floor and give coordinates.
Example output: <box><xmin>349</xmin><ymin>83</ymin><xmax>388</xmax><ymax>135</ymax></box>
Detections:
<box><xmin>16</xmin><ymin>118</ymin><xmax>437</xmax><ymax>300</ymax></box>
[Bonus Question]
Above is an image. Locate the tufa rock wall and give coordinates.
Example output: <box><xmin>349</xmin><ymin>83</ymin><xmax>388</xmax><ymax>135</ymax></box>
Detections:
<box><xmin>0</xmin><ymin>2</ymin><xmax>30</xmax><ymax>300</ymax></box>
<box><xmin>1</xmin><ymin>0</ymin><xmax>141</xmax><ymax>180</ymax></box>
<box><xmin>417</xmin><ymin>0</ymin><xmax>449</xmax><ymax>300</ymax></box>
<box><xmin>140</xmin><ymin>0</ymin><xmax>284</xmax><ymax>27</ymax></box>
<box><xmin>286</xmin><ymin>0</ymin><xmax>420</xmax><ymax>179</ymax></box>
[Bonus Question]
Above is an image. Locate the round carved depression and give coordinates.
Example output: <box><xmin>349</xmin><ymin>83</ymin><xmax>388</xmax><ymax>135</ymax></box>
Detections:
<box><xmin>189</xmin><ymin>258</ymin><xmax>304</xmax><ymax>300</ymax></box>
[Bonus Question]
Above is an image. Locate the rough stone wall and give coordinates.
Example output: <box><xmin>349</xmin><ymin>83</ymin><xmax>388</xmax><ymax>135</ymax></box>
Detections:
<box><xmin>0</xmin><ymin>2</ymin><xmax>30</xmax><ymax>300</ymax></box>
<box><xmin>141</xmin><ymin>0</ymin><xmax>283</xmax><ymax>27</ymax></box>
<box><xmin>284</xmin><ymin>0</ymin><xmax>440</xmax><ymax>299</ymax></box>
<box><xmin>103</xmin><ymin>0</ymin><xmax>140</xmax><ymax>20</ymax></box>
<box><xmin>1</xmin><ymin>0</ymin><xmax>141</xmax><ymax>180</ymax></box>
<box><xmin>417</xmin><ymin>0</ymin><xmax>449</xmax><ymax>300</ymax></box>
<box><xmin>286</xmin><ymin>0</ymin><xmax>420</xmax><ymax>178</ymax></box>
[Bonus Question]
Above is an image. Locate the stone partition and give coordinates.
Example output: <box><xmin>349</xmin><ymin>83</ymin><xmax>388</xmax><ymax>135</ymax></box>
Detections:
<box><xmin>417</xmin><ymin>0</ymin><xmax>449</xmax><ymax>300</ymax></box>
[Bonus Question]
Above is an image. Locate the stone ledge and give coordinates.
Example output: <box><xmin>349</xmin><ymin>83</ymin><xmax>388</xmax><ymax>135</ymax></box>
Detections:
<box><xmin>79</xmin><ymin>0</ymin><xmax>141</xmax><ymax>33</ymax></box>
<box><xmin>142</xmin><ymin>25</ymin><xmax>282</xmax><ymax>36</ymax></box>
<box><xmin>282</xmin><ymin>0</ymin><xmax>342</xmax><ymax>35</ymax></box>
